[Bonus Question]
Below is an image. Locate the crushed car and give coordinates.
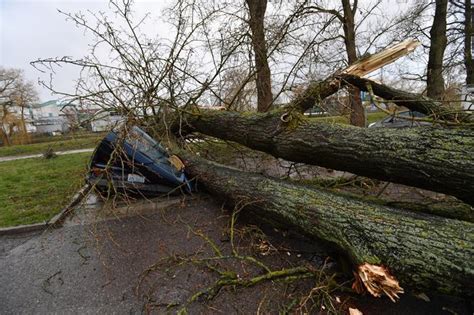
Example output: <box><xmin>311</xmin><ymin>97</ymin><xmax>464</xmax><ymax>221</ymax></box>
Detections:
<box><xmin>87</xmin><ymin>126</ymin><xmax>194</xmax><ymax>195</ymax></box>
<box><xmin>368</xmin><ymin>110</ymin><xmax>430</xmax><ymax>128</ymax></box>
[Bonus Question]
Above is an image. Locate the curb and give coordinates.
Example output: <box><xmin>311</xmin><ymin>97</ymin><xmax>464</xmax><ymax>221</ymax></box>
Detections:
<box><xmin>0</xmin><ymin>184</ymin><xmax>92</xmax><ymax>236</ymax></box>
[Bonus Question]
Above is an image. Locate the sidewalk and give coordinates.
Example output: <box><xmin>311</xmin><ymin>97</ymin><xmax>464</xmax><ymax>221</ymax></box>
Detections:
<box><xmin>0</xmin><ymin>148</ymin><xmax>94</xmax><ymax>163</ymax></box>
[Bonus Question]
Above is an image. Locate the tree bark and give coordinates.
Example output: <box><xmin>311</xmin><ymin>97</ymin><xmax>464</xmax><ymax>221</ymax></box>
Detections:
<box><xmin>0</xmin><ymin>106</ymin><xmax>11</xmax><ymax>146</ymax></box>
<box><xmin>341</xmin><ymin>0</ymin><xmax>365</xmax><ymax>127</ymax></box>
<box><xmin>427</xmin><ymin>0</ymin><xmax>448</xmax><ymax>99</ymax></box>
<box><xmin>288</xmin><ymin>74</ymin><xmax>472</xmax><ymax>122</ymax></box>
<box><xmin>245</xmin><ymin>0</ymin><xmax>273</xmax><ymax>112</ymax></box>
<box><xmin>181</xmin><ymin>110</ymin><xmax>474</xmax><ymax>206</ymax></box>
<box><xmin>289</xmin><ymin>76</ymin><xmax>342</xmax><ymax>112</ymax></box>
<box><xmin>337</xmin><ymin>74</ymin><xmax>473</xmax><ymax>122</ymax></box>
<box><xmin>465</xmin><ymin>0</ymin><xmax>474</xmax><ymax>85</ymax></box>
<box><xmin>183</xmin><ymin>154</ymin><xmax>474</xmax><ymax>297</ymax></box>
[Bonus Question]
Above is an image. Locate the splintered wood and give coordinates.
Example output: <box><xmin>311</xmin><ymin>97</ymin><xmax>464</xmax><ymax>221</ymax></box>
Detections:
<box><xmin>348</xmin><ymin>307</ymin><xmax>364</xmax><ymax>315</ymax></box>
<box><xmin>343</xmin><ymin>39</ymin><xmax>420</xmax><ymax>77</ymax></box>
<box><xmin>352</xmin><ymin>263</ymin><xmax>404</xmax><ymax>302</ymax></box>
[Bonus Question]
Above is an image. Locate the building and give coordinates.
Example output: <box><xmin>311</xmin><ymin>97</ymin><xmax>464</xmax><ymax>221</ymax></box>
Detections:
<box><xmin>89</xmin><ymin>110</ymin><xmax>124</xmax><ymax>132</ymax></box>
<box><xmin>4</xmin><ymin>104</ymin><xmax>37</xmax><ymax>133</ymax></box>
<box><xmin>31</xmin><ymin>100</ymin><xmax>70</xmax><ymax>134</ymax></box>
<box><xmin>26</xmin><ymin>100</ymin><xmax>126</xmax><ymax>134</ymax></box>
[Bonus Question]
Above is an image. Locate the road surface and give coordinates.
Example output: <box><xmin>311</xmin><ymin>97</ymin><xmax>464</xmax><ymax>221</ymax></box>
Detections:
<box><xmin>0</xmin><ymin>195</ymin><xmax>470</xmax><ymax>314</ymax></box>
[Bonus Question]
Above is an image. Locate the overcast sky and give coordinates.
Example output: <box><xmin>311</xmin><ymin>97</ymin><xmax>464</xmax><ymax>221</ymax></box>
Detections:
<box><xmin>1</xmin><ymin>0</ymin><xmax>425</xmax><ymax>102</ymax></box>
<box><xmin>0</xmin><ymin>0</ymin><xmax>169</xmax><ymax>102</ymax></box>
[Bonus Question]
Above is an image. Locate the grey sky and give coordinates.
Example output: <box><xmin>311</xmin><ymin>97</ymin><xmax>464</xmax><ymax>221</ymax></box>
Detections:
<box><xmin>1</xmin><ymin>0</ymin><xmax>429</xmax><ymax>102</ymax></box>
<box><xmin>0</xmin><ymin>0</ymin><xmax>169</xmax><ymax>101</ymax></box>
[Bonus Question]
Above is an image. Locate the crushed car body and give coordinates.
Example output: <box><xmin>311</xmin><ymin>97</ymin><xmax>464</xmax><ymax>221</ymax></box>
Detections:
<box><xmin>87</xmin><ymin>126</ymin><xmax>194</xmax><ymax>195</ymax></box>
<box><xmin>368</xmin><ymin>110</ymin><xmax>431</xmax><ymax>128</ymax></box>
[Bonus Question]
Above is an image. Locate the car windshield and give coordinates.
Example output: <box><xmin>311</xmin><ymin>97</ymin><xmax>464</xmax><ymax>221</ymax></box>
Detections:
<box><xmin>125</xmin><ymin>126</ymin><xmax>169</xmax><ymax>162</ymax></box>
<box><xmin>383</xmin><ymin>111</ymin><xmax>426</xmax><ymax>123</ymax></box>
<box><xmin>398</xmin><ymin>111</ymin><xmax>425</xmax><ymax>118</ymax></box>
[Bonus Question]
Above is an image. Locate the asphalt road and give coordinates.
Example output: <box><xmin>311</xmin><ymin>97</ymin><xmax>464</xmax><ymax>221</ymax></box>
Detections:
<box><xmin>1</xmin><ymin>195</ymin><xmax>308</xmax><ymax>314</ymax></box>
<box><xmin>0</xmin><ymin>196</ymin><xmax>217</xmax><ymax>314</ymax></box>
<box><xmin>1</xmin><ymin>195</ymin><xmax>471</xmax><ymax>314</ymax></box>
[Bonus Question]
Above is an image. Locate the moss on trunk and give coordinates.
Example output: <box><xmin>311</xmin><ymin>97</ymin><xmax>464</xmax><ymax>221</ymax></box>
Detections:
<box><xmin>181</xmin><ymin>110</ymin><xmax>474</xmax><ymax>206</ymax></box>
<box><xmin>183</xmin><ymin>154</ymin><xmax>474</xmax><ymax>298</ymax></box>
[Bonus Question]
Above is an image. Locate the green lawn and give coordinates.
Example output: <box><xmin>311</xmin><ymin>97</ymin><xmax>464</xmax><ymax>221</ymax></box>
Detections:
<box><xmin>0</xmin><ymin>152</ymin><xmax>91</xmax><ymax>227</ymax></box>
<box><xmin>310</xmin><ymin>111</ymin><xmax>388</xmax><ymax>125</ymax></box>
<box><xmin>367</xmin><ymin>111</ymin><xmax>390</xmax><ymax>124</ymax></box>
<box><xmin>0</xmin><ymin>136</ymin><xmax>101</xmax><ymax>158</ymax></box>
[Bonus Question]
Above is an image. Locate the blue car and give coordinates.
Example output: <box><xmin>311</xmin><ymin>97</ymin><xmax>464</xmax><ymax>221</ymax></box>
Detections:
<box><xmin>368</xmin><ymin>110</ymin><xmax>430</xmax><ymax>128</ymax></box>
<box><xmin>87</xmin><ymin>126</ymin><xmax>194</xmax><ymax>195</ymax></box>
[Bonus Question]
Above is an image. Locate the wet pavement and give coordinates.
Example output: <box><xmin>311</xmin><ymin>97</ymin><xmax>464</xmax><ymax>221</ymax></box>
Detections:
<box><xmin>1</xmin><ymin>195</ymin><xmax>311</xmax><ymax>314</ymax></box>
<box><xmin>1</xmin><ymin>194</ymin><xmax>471</xmax><ymax>314</ymax></box>
<box><xmin>0</xmin><ymin>195</ymin><xmax>216</xmax><ymax>314</ymax></box>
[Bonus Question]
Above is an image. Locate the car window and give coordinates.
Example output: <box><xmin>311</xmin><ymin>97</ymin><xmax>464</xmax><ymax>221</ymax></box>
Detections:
<box><xmin>126</xmin><ymin>127</ymin><xmax>169</xmax><ymax>162</ymax></box>
<box><xmin>411</xmin><ymin>111</ymin><xmax>426</xmax><ymax>117</ymax></box>
<box><xmin>397</xmin><ymin>111</ymin><xmax>426</xmax><ymax>118</ymax></box>
<box><xmin>382</xmin><ymin>116</ymin><xmax>394</xmax><ymax>123</ymax></box>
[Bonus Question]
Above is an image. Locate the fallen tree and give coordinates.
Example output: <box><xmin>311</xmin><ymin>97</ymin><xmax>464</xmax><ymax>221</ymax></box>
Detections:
<box><xmin>183</xmin><ymin>154</ymin><xmax>474</xmax><ymax>298</ymax></box>
<box><xmin>178</xmin><ymin>110</ymin><xmax>474</xmax><ymax>206</ymax></box>
<box><xmin>289</xmin><ymin>73</ymin><xmax>472</xmax><ymax>123</ymax></box>
<box><xmin>338</xmin><ymin>74</ymin><xmax>473</xmax><ymax>123</ymax></box>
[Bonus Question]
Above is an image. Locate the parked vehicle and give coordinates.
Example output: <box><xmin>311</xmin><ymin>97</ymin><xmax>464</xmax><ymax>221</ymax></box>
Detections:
<box><xmin>461</xmin><ymin>84</ymin><xmax>474</xmax><ymax>112</ymax></box>
<box><xmin>368</xmin><ymin>110</ymin><xmax>430</xmax><ymax>128</ymax></box>
<box><xmin>304</xmin><ymin>106</ymin><xmax>329</xmax><ymax>117</ymax></box>
<box><xmin>87</xmin><ymin>126</ymin><xmax>194</xmax><ymax>195</ymax></box>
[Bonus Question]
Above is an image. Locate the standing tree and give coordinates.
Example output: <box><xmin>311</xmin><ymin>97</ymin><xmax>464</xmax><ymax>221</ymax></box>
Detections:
<box><xmin>0</xmin><ymin>67</ymin><xmax>38</xmax><ymax>146</ymax></box>
<box><xmin>305</xmin><ymin>0</ymin><xmax>375</xmax><ymax>126</ymax></box>
<box><xmin>463</xmin><ymin>0</ymin><xmax>474</xmax><ymax>84</ymax></box>
<box><xmin>451</xmin><ymin>0</ymin><xmax>474</xmax><ymax>84</ymax></box>
<box><xmin>341</xmin><ymin>0</ymin><xmax>365</xmax><ymax>126</ymax></box>
<box><xmin>427</xmin><ymin>0</ymin><xmax>448</xmax><ymax>99</ymax></box>
<box><xmin>245</xmin><ymin>0</ymin><xmax>273</xmax><ymax>112</ymax></box>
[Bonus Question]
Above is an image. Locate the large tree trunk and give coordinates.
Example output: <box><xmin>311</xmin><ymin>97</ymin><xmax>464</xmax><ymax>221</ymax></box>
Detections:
<box><xmin>180</xmin><ymin>110</ymin><xmax>474</xmax><ymax>205</ymax></box>
<box><xmin>337</xmin><ymin>74</ymin><xmax>473</xmax><ymax>122</ymax></box>
<box><xmin>465</xmin><ymin>0</ymin><xmax>474</xmax><ymax>85</ymax></box>
<box><xmin>0</xmin><ymin>106</ymin><xmax>12</xmax><ymax>146</ymax></box>
<box><xmin>183</xmin><ymin>154</ymin><xmax>474</xmax><ymax>297</ymax></box>
<box><xmin>341</xmin><ymin>0</ymin><xmax>365</xmax><ymax>127</ymax></box>
<box><xmin>427</xmin><ymin>0</ymin><xmax>448</xmax><ymax>99</ymax></box>
<box><xmin>245</xmin><ymin>0</ymin><xmax>273</xmax><ymax>112</ymax></box>
<box><xmin>289</xmin><ymin>76</ymin><xmax>342</xmax><ymax>112</ymax></box>
<box><xmin>288</xmin><ymin>74</ymin><xmax>472</xmax><ymax>122</ymax></box>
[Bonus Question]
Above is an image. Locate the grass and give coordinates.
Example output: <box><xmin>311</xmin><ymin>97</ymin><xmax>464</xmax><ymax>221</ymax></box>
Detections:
<box><xmin>366</xmin><ymin>111</ymin><xmax>390</xmax><ymax>124</ymax></box>
<box><xmin>0</xmin><ymin>135</ymin><xmax>102</xmax><ymax>158</ymax></box>
<box><xmin>310</xmin><ymin>111</ymin><xmax>388</xmax><ymax>125</ymax></box>
<box><xmin>0</xmin><ymin>152</ymin><xmax>91</xmax><ymax>227</ymax></box>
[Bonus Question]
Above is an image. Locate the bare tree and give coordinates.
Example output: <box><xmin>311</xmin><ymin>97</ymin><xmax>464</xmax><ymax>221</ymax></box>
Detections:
<box><xmin>0</xmin><ymin>67</ymin><xmax>38</xmax><ymax>146</ymax></box>
<box><xmin>301</xmin><ymin>0</ymin><xmax>403</xmax><ymax>126</ymax></box>
<box><xmin>340</xmin><ymin>0</ymin><xmax>364</xmax><ymax>126</ymax></box>
<box><xmin>450</xmin><ymin>0</ymin><xmax>474</xmax><ymax>84</ymax></box>
<box><xmin>463</xmin><ymin>0</ymin><xmax>474</xmax><ymax>84</ymax></box>
<box><xmin>245</xmin><ymin>0</ymin><xmax>273</xmax><ymax>112</ymax></box>
<box><xmin>32</xmin><ymin>0</ymin><xmax>243</xmax><ymax>141</ymax></box>
<box><xmin>221</xmin><ymin>69</ymin><xmax>257</xmax><ymax>111</ymax></box>
<box><xmin>427</xmin><ymin>0</ymin><xmax>448</xmax><ymax>99</ymax></box>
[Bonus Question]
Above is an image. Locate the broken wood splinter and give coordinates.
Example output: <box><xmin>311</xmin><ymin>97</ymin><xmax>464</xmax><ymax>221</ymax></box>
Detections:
<box><xmin>352</xmin><ymin>263</ymin><xmax>404</xmax><ymax>302</ymax></box>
